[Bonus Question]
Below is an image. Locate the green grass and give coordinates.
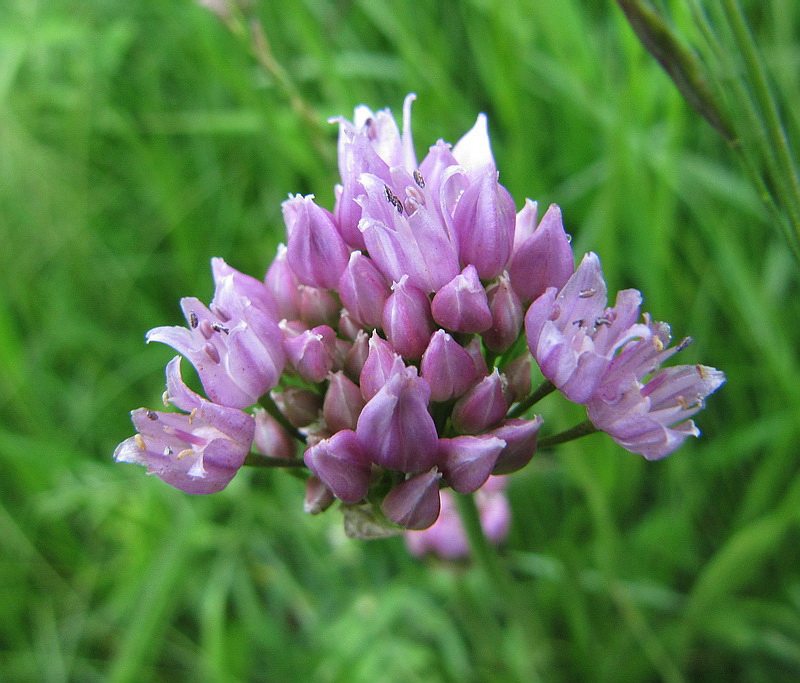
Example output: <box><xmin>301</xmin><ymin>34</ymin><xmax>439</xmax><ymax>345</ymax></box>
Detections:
<box><xmin>1</xmin><ymin>0</ymin><xmax>799</xmax><ymax>680</ymax></box>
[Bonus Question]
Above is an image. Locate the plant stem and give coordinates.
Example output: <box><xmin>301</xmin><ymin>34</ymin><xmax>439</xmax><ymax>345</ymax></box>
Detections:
<box><xmin>455</xmin><ymin>493</ymin><xmax>544</xmax><ymax>681</ymax></box>
<box><xmin>507</xmin><ymin>380</ymin><xmax>555</xmax><ymax>419</ymax></box>
<box><xmin>258</xmin><ymin>393</ymin><xmax>306</xmax><ymax>444</ymax></box>
<box><xmin>537</xmin><ymin>419</ymin><xmax>598</xmax><ymax>449</ymax></box>
<box><xmin>243</xmin><ymin>452</ymin><xmax>308</xmax><ymax>469</ymax></box>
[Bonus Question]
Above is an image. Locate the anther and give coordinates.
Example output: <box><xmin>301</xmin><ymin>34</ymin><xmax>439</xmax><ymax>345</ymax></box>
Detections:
<box><xmin>677</xmin><ymin>337</ymin><xmax>693</xmax><ymax>352</ymax></box>
<box><xmin>203</xmin><ymin>343</ymin><xmax>221</xmax><ymax>364</ymax></box>
<box><xmin>199</xmin><ymin>319</ymin><xmax>214</xmax><ymax>340</ymax></box>
<box><xmin>188</xmin><ymin>408</ymin><xmax>197</xmax><ymax>425</ymax></box>
<box><xmin>162</xmin><ymin>391</ymin><xmax>171</xmax><ymax>408</ymax></box>
<box><xmin>413</xmin><ymin>169</ymin><xmax>425</xmax><ymax>188</ymax></box>
<box><xmin>211</xmin><ymin>322</ymin><xmax>229</xmax><ymax>335</ymax></box>
<box><xmin>578</xmin><ymin>288</ymin><xmax>597</xmax><ymax>298</ymax></box>
<box><xmin>189</xmin><ymin>311</ymin><xmax>199</xmax><ymax>329</ymax></box>
<box><xmin>135</xmin><ymin>434</ymin><xmax>146</xmax><ymax>450</ymax></box>
<box><xmin>595</xmin><ymin>316</ymin><xmax>612</xmax><ymax>327</ymax></box>
<box><xmin>146</xmin><ymin>410</ymin><xmax>158</xmax><ymax>421</ymax></box>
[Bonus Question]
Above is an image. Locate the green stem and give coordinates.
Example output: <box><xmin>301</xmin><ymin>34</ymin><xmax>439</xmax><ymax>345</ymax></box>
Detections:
<box><xmin>537</xmin><ymin>419</ymin><xmax>598</xmax><ymax>449</ymax></box>
<box><xmin>507</xmin><ymin>380</ymin><xmax>555</xmax><ymax>419</ymax></box>
<box><xmin>243</xmin><ymin>452</ymin><xmax>308</xmax><ymax>469</ymax></box>
<box><xmin>454</xmin><ymin>493</ymin><xmax>544</xmax><ymax>681</ymax></box>
<box><xmin>258</xmin><ymin>394</ymin><xmax>306</xmax><ymax>444</ymax></box>
<box><xmin>720</xmin><ymin>0</ymin><xmax>800</xmax><ymax>252</ymax></box>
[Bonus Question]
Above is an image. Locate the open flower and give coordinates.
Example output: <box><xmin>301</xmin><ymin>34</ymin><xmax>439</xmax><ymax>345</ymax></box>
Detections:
<box><xmin>114</xmin><ymin>357</ymin><xmax>255</xmax><ymax>494</ymax></box>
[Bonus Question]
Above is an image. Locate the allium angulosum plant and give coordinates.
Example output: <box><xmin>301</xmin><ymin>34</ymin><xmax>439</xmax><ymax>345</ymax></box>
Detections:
<box><xmin>115</xmin><ymin>95</ymin><xmax>724</xmax><ymax>540</ymax></box>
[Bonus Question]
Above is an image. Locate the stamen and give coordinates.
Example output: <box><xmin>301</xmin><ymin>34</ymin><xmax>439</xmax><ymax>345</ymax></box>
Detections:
<box><xmin>211</xmin><ymin>322</ymin><xmax>229</xmax><ymax>335</ymax></box>
<box><xmin>203</xmin><ymin>343</ymin><xmax>221</xmax><ymax>364</ymax></box>
<box><xmin>199</xmin><ymin>319</ymin><xmax>214</xmax><ymax>340</ymax></box>
<box><xmin>572</xmin><ymin>318</ymin><xmax>585</xmax><ymax>327</ymax></box>
<box><xmin>177</xmin><ymin>449</ymin><xmax>194</xmax><ymax>460</ymax></box>
<box><xmin>677</xmin><ymin>337</ymin><xmax>693</xmax><ymax>352</ymax></box>
<box><xmin>188</xmin><ymin>408</ymin><xmax>197</xmax><ymax>425</ymax></box>
<box><xmin>653</xmin><ymin>336</ymin><xmax>664</xmax><ymax>352</ymax></box>
<box><xmin>189</xmin><ymin>311</ymin><xmax>199</xmax><ymax>329</ymax></box>
<box><xmin>595</xmin><ymin>316</ymin><xmax>612</xmax><ymax>327</ymax></box>
<box><xmin>413</xmin><ymin>169</ymin><xmax>425</xmax><ymax>188</ymax></box>
<box><xmin>146</xmin><ymin>410</ymin><xmax>158</xmax><ymax>421</ymax></box>
<box><xmin>135</xmin><ymin>434</ymin><xmax>146</xmax><ymax>450</ymax></box>
<box><xmin>162</xmin><ymin>391</ymin><xmax>171</xmax><ymax>408</ymax></box>
<box><xmin>579</xmin><ymin>288</ymin><xmax>597</xmax><ymax>298</ymax></box>
<box><xmin>383</xmin><ymin>184</ymin><xmax>404</xmax><ymax>214</ymax></box>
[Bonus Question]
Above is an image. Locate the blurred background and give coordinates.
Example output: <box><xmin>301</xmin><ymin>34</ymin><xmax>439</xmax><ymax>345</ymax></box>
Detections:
<box><xmin>1</xmin><ymin>0</ymin><xmax>799</xmax><ymax>680</ymax></box>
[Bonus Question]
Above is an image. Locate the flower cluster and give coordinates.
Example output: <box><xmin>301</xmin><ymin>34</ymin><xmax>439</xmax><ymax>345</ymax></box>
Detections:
<box><xmin>115</xmin><ymin>94</ymin><xmax>724</xmax><ymax>536</ymax></box>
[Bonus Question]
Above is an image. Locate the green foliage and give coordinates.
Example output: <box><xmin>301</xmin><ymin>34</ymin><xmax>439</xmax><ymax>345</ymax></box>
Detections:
<box><xmin>1</xmin><ymin>0</ymin><xmax>798</xmax><ymax>680</ymax></box>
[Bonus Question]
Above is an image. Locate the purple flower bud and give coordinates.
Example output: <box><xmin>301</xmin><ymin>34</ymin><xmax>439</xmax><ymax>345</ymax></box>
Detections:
<box><xmin>283</xmin><ymin>325</ymin><xmax>336</xmax><ymax>383</ymax></box>
<box><xmin>525</xmin><ymin>253</ymin><xmax>650</xmax><ymax>404</ymax></box>
<box><xmin>338</xmin><ymin>251</ymin><xmax>391</xmax><ymax>328</ymax></box>
<box><xmin>253</xmin><ymin>407</ymin><xmax>296</xmax><ymax>461</ymax></box>
<box><xmin>356</xmin><ymin>364</ymin><xmax>439</xmax><ymax>472</ymax></box>
<box><xmin>451</xmin><ymin>369</ymin><xmax>508</xmax><ymax>435</ymax></box>
<box><xmin>382</xmin><ymin>275</ymin><xmax>436</xmax><ymax>360</ymax></box>
<box><xmin>404</xmin><ymin>476</ymin><xmax>510</xmax><ymax>559</ymax></box>
<box><xmin>483</xmin><ymin>272</ymin><xmax>524</xmax><ymax>352</ymax></box>
<box><xmin>437</xmin><ymin>435</ymin><xmax>506</xmax><ymax>493</ymax></box>
<box><xmin>382</xmin><ymin>468</ymin><xmax>442</xmax><ymax>530</ymax></box>
<box><xmin>114</xmin><ymin>357</ymin><xmax>254</xmax><ymax>494</ymax></box>
<box><xmin>359</xmin><ymin>332</ymin><xmax>400</xmax><ymax>401</ymax></box>
<box><xmin>271</xmin><ymin>386</ymin><xmax>323</xmax><ymax>428</ymax></box>
<box><xmin>304</xmin><ymin>429</ymin><xmax>372</xmax><ymax>503</ymax></box>
<box><xmin>452</xmin><ymin>167</ymin><xmax>516</xmax><ymax>280</ymax></box>
<box><xmin>420</xmin><ymin>330</ymin><xmax>478</xmax><ymax>402</ymax></box>
<box><xmin>512</xmin><ymin>199</ymin><xmax>538</xmax><ymax>251</ymax></box>
<box><xmin>147</xmin><ymin>262</ymin><xmax>286</xmax><ymax>409</ymax></box>
<box><xmin>464</xmin><ymin>337</ymin><xmax>489</xmax><ymax>378</ymax></box>
<box><xmin>264</xmin><ymin>244</ymin><xmax>301</xmax><ymax>321</ymax></box>
<box><xmin>431</xmin><ymin>265</ymin><xmax>492</xmax><ymax>333</ymax></box>
<box><xmin>297</xmin><ymin>285</ymin><xmax>339</xmax><ymax>328</ymax></box>
<box><xmin>508</xmin><ymin>203</ymin><xmax>574</xmax><ymax>303</ymax></box>
<box><xmin>502</xmin><ymin>354</ymin><xmax>532</xmax><ymax>405</ymax></box>
<box><xmin>304</xmin><ymin>475</ymin><xmax>335</xmax><ymax>514</ymax></box>
<box><xmin>283</xmin><ymin>194</ymin><xmax>350</xmax><ymax>289</ymax></box>
<box><xmin>344</xmin><ymin>329</ymin><xmax>370</xmax><ymax>382</ymax></box>
<box><xmin>487</xmin><ymin>416</ymin><xmax>543</xmax><ymax>475</ymax></box>
<box><xmin>323</xmin><ymin>371</ymin><xmax>366</xmax><ymax>432</ymax></box>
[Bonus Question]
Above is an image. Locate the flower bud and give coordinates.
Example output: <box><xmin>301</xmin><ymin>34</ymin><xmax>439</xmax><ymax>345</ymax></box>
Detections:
<box><xmin>283</xmin><ymin>194</ymin><xmax>349</xmax><ymax>289</ymax></box>
<box><xmin>420</xmin><ymin>330</ymin><xmax>478</xmax><ymax>402</ymax></box>
<box><xmin>323</xmin><ymin>371</ymin><xmax>366</xmax><ymax>432</ymax></box>
<box><xmin>339</xmin><ymin>251</ymin><xmax>391</xmax><ymax>328</ymax></box>
<box><xmin>487</xmin><ymin>416</ymin><xmax>543</xmax><ymax>475</ymax></box>
<box><xmin>437</xmin><ymin>435</ymin><xmax>506</xmax><ymax>494</ymax></box>
<box><xmin>264</xmin><ymin>244</ymin><xmax>301</xmax><ymax>320</ymax></box>
<box><xmin>509</xmin><ymin>203</ymin><xmax>574</xmax><ymax>303</ymax></box>
<box><xmin>271</xmin><ymin>387</ymin><xmax>322</xmax><ymax>428</ymax></box>
<box><xmin>356</xmin><ymin>364</ymin><xmax>438</xmax><ymax>472</ymax></box>
<box><xmin>344</xmin><ymin>329</ymin><xmax>370</xmax><ymax>383</ymax></box>
<box><xmin>283</xmin><ymin>325</ymin><xmax>336</xmax><ymax>383</ymax></box>
<box><xmin>304</xmin><ymin>429</ymin><xmax>371</xmax><ymax>503</ymax></box>
<box><xmin>253</xmin><ymin>407</ymin><xmax>296</xmax><ymax>461</ymax></box>
<box><xmin>483</xmin><ymin>272</ymin><xmax>523</xmax><ymax>352</ymax></box>
<box><xmin>382</xmin><ymin>275</ymin><xmax>435</xmax><ymax>360</ymax></box>
<box><xmin>502</xmin><ymin>354</ymin><xmax>532</xmax><ymax>404</ymax></box>
<box><xmin>359</xmin><ymin>332</ymin><xmax>400</xmax><ymax>401</ymax></box>
<box><xmin>298</xmin><ymin>285</ymin><xmax>339</xmax><ymax>328</ymax></box>
<box><xmin>381</xmin><ymin>468</ymin><xmax>442</xmax><ymax>530</ymax></box>
<box><xmin>451</xmin><ymin>369</ymin><xmax>508</xmax><ymax>434</ymax></box>
<box><xmin>431</xmin><ymin>265</ymin><xmax>492</xmax><ymax>333</ymax></box>
<box><xmin>304</xmin><ymin>475</ymin><xmax>335</xmax><ymax>514</ymax></box>
<box><xmin>452</xmin><ymin>167</ymin><xmax>516</xmax><ymax>280</ymax></box>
